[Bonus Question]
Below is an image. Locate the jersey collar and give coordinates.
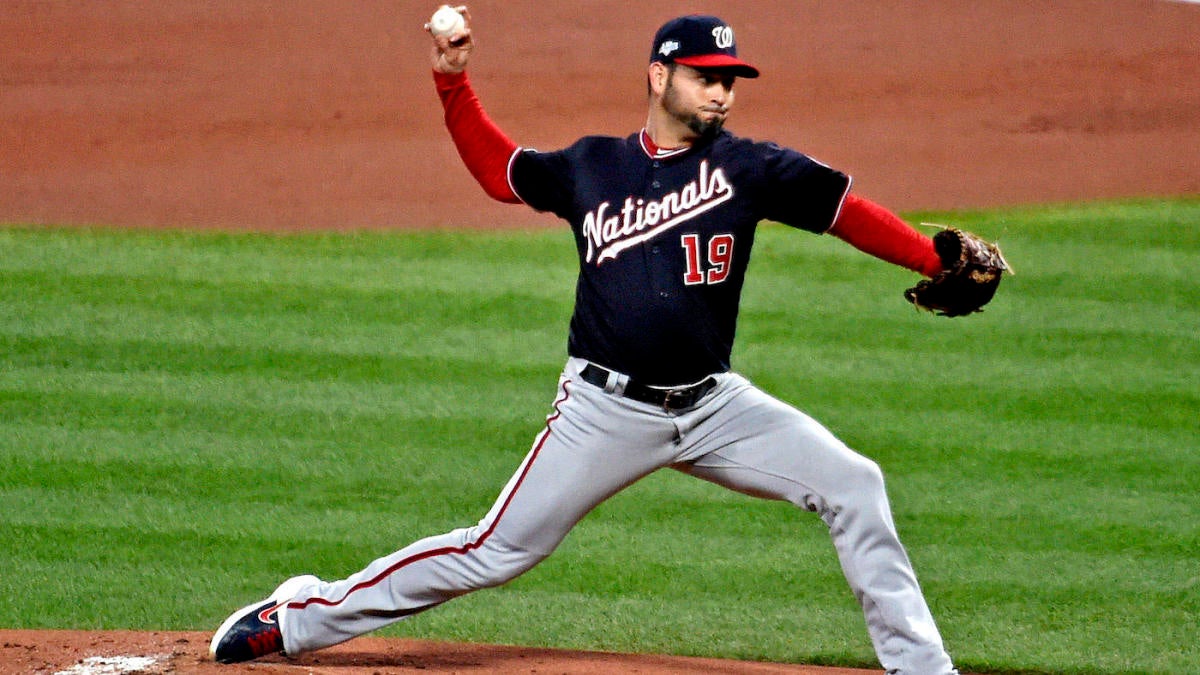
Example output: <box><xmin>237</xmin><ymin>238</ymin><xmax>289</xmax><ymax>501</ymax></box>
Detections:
<box><xmin>639</xmin><ymin>129</ymin><xmax>692</xmax><ymax>160</ymax></box>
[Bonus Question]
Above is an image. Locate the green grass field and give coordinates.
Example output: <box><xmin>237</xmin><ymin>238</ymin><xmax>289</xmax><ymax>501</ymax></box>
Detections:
<box><xmin>2</xmin><ymin>199</ymin><xmax>1197</xmax><ymax>674</ymax></box>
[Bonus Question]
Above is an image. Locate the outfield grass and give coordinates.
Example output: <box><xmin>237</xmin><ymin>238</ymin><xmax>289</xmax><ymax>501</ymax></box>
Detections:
<box><xmin>1</xmin><ymin>199</ymin><xmax>1197</xmax><ymax>674</ymax></box>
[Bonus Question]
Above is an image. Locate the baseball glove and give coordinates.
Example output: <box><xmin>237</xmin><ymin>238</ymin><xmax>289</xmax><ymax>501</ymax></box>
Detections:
<box><xmin>904</xmin><ymin>227</ymin><xmax>1010</xmax><ymax>317</ymax></box>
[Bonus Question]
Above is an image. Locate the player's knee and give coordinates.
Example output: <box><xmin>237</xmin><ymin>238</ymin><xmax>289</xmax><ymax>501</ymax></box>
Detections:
<box><xmin>859</xmin><ymin>456</ymin><xmax>887</xmax><ymax>492</ymax></box>
<box><xmin>793</xmin><ymin>453</ymin><xmax>887</xmax><ymax>518</ymax></box>
<box><xmin>861</xmin><ymin>457</ymin><xmax>888</xmax><ymax>496</ymax></box>
<box><xmin>464</xmin><ymin>536</ymin><xmax>551</xmax><ymax>590</ymax></box>
<box><xmin>835</xmin><ymin>454</ymin><xmax>888</xmax><ymax>504</ymax></box>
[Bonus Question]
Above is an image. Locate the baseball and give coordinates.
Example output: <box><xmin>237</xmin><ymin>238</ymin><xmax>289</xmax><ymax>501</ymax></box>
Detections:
<box><xmin>428</xmin><ymin>5</ymin><xmax>465</xmax><ymax>39</ymax></box>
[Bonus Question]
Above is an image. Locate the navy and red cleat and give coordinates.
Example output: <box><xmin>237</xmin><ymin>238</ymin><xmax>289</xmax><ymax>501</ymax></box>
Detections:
<box><xmin>209</xmin><ymin>575</ymin><xmax>318</xmax><ymax>664</ymax></box>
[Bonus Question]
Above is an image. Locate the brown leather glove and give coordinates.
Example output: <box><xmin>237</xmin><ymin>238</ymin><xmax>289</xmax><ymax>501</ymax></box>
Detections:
<box><xmin>905</xmin><ymin>228</ymin><xmax>1010</xmax><ymax>317</ymax></box>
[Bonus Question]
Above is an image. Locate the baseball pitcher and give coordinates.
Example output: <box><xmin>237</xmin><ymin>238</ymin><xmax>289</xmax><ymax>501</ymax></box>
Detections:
<box><xmin>211</xmin><ymin>9</ymin><xmax>1008</xmax><ymax>674</ymax></box>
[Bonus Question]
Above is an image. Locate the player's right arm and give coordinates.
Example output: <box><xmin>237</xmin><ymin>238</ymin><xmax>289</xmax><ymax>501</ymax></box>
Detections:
<box><xmin>429</xmin><ymin>9</ymin><xmax>521</xmax><ymax>204</ymax></box>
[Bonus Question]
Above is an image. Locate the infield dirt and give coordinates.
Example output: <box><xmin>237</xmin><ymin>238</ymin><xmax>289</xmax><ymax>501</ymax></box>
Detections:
<box><xmin>1</xmin><ymin>1</ymin><xmax>1196</xmax><ymax>673</ymax></box>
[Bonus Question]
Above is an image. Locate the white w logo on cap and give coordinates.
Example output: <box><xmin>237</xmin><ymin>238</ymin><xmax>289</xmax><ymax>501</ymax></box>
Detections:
<box><xmin>711</xmin><ymin>25</ymin><xmax>734</xmax><ymax>49</ymax></box>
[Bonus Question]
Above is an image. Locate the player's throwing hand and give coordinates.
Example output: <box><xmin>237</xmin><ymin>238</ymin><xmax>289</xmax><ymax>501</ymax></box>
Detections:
<box><xmin>427</xmin><ymin>5</ymin><xmax>472</xmax><ymax>74</ymax></box>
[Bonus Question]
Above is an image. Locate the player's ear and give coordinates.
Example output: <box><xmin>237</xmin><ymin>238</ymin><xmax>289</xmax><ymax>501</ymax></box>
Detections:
<box><xmin>648</xmin><ymin>62</ymin><xmax>670</xmax><ymax>97</ymax></box>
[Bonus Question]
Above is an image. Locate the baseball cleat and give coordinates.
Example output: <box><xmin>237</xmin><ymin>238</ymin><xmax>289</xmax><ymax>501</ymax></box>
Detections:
<box><xmin>209</xmin><ymin>574</ymin><xmax>319</xmax><ymax>664</ymax></box>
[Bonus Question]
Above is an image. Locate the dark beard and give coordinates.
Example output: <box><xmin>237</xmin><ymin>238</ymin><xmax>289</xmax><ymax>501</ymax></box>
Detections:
<box><xmin>685</xmin><ymin>113</ymin><xmax>725</xmax><ymax>141</ymax></box>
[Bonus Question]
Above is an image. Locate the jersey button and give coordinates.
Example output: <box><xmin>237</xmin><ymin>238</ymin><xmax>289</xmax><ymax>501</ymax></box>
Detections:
<box><xmin>651</xmin><ymin>181</ymin><xmax>661</xmax><ymax>189</ymax></box>
<box><xmin>659</xmin><ymin>291</ymin><xmax>670</xmax><ymax>298</ymax></box>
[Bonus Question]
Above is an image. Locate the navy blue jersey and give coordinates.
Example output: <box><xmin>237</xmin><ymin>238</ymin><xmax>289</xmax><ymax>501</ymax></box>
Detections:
<box><xmin>510</xmin><ymin>130</ymin><xmax>851</xmax><ymax>385</ymax></box>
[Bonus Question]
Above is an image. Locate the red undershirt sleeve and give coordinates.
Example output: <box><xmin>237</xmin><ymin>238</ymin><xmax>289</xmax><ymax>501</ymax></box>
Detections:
<box><xmin>433</xmin><ymin>70</ymin><xmax>521</xmax><ymax>204</ymax></box>
<box><xmin>828</xmin><ymin>193</ymin><xmax>943</xmax><ymax>277</ymax></box>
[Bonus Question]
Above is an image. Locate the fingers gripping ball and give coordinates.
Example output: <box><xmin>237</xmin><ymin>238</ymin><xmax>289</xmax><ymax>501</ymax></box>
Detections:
<box><xmin>428</xmin><ymin>5</ymin><xmax>466</xmax><ymax>39</ymax></box>
<box><xmin>904</xmin><ymin>228</ymin><xmax>1010</xmax><ymax>317</ymax></box>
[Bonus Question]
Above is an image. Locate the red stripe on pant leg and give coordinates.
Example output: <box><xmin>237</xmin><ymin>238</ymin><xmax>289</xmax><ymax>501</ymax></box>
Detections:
<box><xmin>289</xmin><ymin>383</ymin><xmax>573</xmax><ymax>612</ymax></box>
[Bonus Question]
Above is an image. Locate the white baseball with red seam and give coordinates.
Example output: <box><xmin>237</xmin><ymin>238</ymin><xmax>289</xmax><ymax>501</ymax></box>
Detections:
<box><xmin>428</xmin><ymin>5</ymin><xmax>465</xmax><ymax>38</ymax></box>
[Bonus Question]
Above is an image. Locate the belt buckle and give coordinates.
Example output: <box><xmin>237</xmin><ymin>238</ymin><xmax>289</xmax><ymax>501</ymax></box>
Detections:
<box><xmin>661</xmin><ymin>387</ymin><xmax>692</xmax><ymax>411</ymax></box>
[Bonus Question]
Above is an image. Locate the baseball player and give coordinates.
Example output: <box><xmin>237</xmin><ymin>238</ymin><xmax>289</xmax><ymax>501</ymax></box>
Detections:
<box><xmin>211</xmin><ymin>10</ymin><xmax>965</xmax><ymax>674</ymax></box>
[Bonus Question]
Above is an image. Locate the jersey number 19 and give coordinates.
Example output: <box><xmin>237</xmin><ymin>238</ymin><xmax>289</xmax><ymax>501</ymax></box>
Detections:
<box><xmin>681</xmin><ymin>233</ymin><xmax>734</xmax><ymax>286</ymax></box>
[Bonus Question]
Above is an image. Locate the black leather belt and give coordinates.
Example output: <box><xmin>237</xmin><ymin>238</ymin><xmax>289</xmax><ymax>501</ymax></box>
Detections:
<box><xmin>580</xmin><ymin>363</ymin><xmax>717</xmax><ymax>411</ymax></box>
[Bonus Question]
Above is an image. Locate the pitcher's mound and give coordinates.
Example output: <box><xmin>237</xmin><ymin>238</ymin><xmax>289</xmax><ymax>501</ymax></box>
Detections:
<box><xmin>1</xmin><ymin>630</ymin><xmax>886</xmax><ymax>674</ymax></box>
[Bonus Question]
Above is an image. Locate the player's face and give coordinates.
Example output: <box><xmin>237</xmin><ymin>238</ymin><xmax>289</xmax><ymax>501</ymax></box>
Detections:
<box><xmin>662</xmin><ymin>65</ymin><xmax>736</xmax><ymax>140</ymax></box>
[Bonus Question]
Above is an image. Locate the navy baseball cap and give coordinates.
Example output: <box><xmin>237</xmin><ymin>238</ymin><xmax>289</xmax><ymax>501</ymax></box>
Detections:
<box><xmin>650</xmin><ymin>15</ymin><xmax>760</xmax><ymax>78</ymax></box>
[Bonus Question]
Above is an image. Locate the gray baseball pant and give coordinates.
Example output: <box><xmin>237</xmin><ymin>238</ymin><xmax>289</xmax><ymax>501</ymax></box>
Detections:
<box><xmin>277</xmin><ymin>357</ymin><xmax>956</xmax><ymax>674</ymax></box>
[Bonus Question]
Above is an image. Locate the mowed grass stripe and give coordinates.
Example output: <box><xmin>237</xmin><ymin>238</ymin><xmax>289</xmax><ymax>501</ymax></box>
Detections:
<box><xmin>1</xmin><ymin>198</ymin><xmax>1197</xmax><ymax>674</ymax></box>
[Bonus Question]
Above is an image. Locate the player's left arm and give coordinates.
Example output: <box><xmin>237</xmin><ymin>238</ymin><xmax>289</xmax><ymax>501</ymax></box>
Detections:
<box><xmin>828</xmin><ymin>194</ymin><xmax>942</xmax><ymax>277</ymax></box>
